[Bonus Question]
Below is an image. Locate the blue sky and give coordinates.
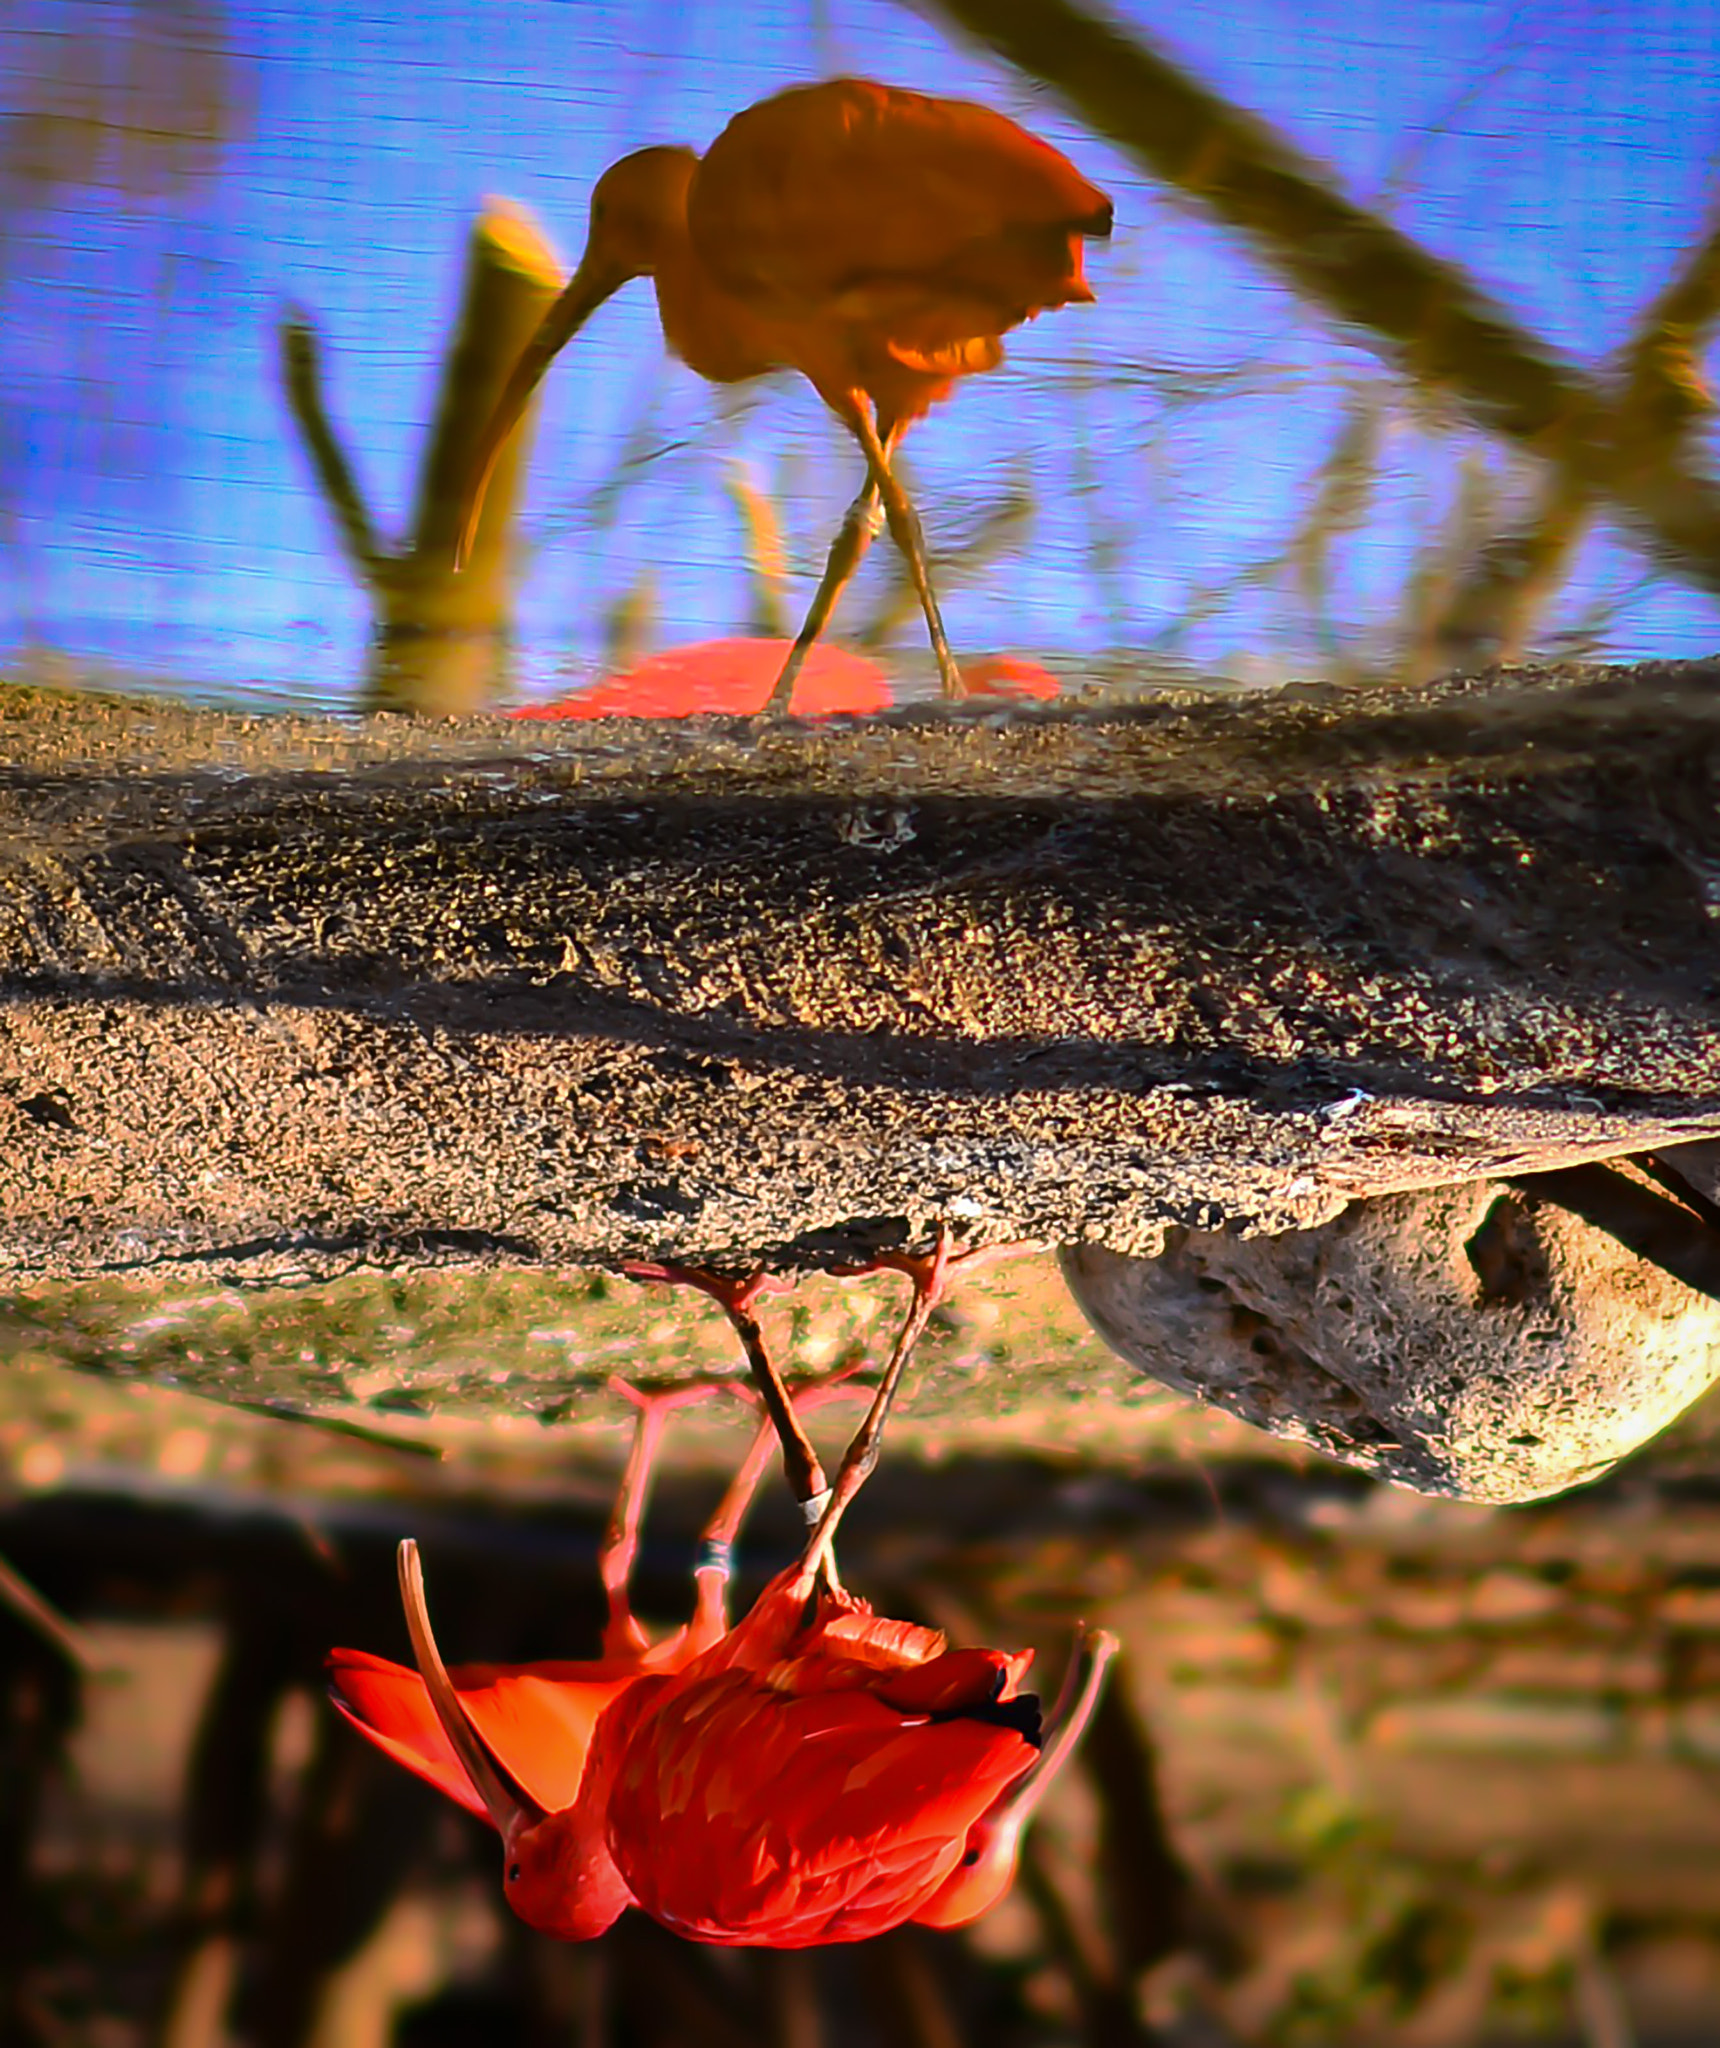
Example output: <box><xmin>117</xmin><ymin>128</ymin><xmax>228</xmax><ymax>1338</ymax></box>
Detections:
<box><xmin>2</xmin><ymin>0</ymin><xmax>1717</xmax><ymax>705</ymax></box>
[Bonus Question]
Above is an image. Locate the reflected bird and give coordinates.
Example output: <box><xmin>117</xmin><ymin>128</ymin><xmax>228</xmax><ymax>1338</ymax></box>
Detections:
<box><xmin>455</xmin><ymin>78</ymin><xmax>1112</xmax><ymax>712</ymax></box>
<box><xmin>329</xmin><ymin>1237</ymin><xmax>1116</xmax><ymax>1944</ymax></box>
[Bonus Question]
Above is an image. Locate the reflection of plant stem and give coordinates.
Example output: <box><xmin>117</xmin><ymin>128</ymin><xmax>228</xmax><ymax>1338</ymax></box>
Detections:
<box><xmin>280</xmin><ymin>201</ymin><xmax>563</xmax><ymax>714</ymax></box>
<box><xmin>1081</xmin><ymin>1658</ymin><xmax>1191</xmax><ymax>1980</ymax></box>
<box><xmin>1287</xmin><ymin>390</ymin><xmax>1381</xmax><ymax>663</ymax></box>
<box><xmin>1570</xmin><ymin>1936</ymin><xmax>1636</xmax><ymax>2048</ymax></box>
<box><xmin>727</xmin><ymin>460</ymin><xmax>791</xmax><ymax>638</ymax></box>
<box><xmin>279</xmin><ymin>315</ymin><xmax>384</xmax><ymax>579</ymax></box>
<box><xmin>926</xmin><ymin>0</ymin><xmax>1720</xmax><ymax>601</ymax></box>
<box><xmin>859</xmin><ymin>480</ymin><xmax>1033</xmax><ymax>650</ymax></box>
<box><xmin>0</xmin><ymin>1549</ymin><xmax>96</xmax><ymax>1670</ymax></box>
<box><xmin>867</xmin><ymin>1932</ymin><xmax>965</xmax><ymax>2048</ymax></box>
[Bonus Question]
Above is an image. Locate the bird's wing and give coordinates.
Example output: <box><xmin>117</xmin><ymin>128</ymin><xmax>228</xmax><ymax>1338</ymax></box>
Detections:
<box><xmin>688</xmin><ymin>78</ymin><xmax>1111</xmax><ymax>315</ymax></box>
<box><xmin>326</xmin><ymin>1648</ymin><xmax>637</xmax><ymax>1820</ymax></box>
<box><xmin>693</xmin><ymin>1572</ymin><xmax>1022</xmax><ymax>1706</ymax></box>
<box><xmin>610</xmin><ymin>1673</ymin><xmax>1037</xmax><ymax>1946</ymax></box>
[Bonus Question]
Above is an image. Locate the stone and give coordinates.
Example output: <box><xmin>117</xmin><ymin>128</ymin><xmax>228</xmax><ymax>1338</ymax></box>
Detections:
<box><xmin>1061</xmin><ymin>1167</ymin><xmax>1720</xmax><ymax>1503</ymax></box>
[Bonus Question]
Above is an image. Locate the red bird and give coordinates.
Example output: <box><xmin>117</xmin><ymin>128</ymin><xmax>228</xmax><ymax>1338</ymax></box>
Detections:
<box><xmin>327</xmin><ymin>1378</ymin><xmax>790</xmax><ymax>1835</ymax></box>
<box><xmin>330</xmin><ymin>1237</ymin><xmax>1116</xmax><ymax>1945</ymax></box>
<box><xmin>505</xmin><ymin>638</ymin><xmax>1061</xmax><ymax>721</ymax></box>
<box><xmin>455</xmin><ymin>78</ymin><xmax>1112</xmax><ymax>712</ymax></box>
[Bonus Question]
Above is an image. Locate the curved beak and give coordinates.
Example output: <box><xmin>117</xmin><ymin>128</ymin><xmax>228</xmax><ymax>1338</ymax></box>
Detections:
<box><xmin>453</xmin><ymin>254</ymin><xmax>633</xmax><ymax>572</ymax></box>
<box><xmin>1002</xmin><ymin>1622</ymin><xmax>1119</xmax><ymax>1830</ymax></box>
<box><xmin>396</xmin><ymin>1538</ymin><xmax>548</xmax><ymax>1836</ymax></box>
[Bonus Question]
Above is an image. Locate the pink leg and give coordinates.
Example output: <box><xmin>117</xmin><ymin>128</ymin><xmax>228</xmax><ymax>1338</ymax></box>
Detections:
<box><xmin>600</xmin><ymin>1376</ymin><xmax>723</xmax><ymax>1658</ymax></box>
<box><xmin>625</xmin><ymin>1262</ymin><xmax>833</xmax><ymax>1515</ymax></box>
<box><xmin>802</xmin><ymin>1230</ymin><xmax>1020</xmax><ymax>1583</ymax></box>
<box><xmin>685</xmin><ymin>1364</ymin><xmax>869</xmax><ymax>1645</ymax></box>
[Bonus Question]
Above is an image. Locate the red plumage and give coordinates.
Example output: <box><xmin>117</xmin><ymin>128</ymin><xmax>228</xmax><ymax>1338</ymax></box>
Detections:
<box><xmin>595</xmin><ymin>1566</ymin><xmax>1039</xmax><ymax>1945</ymax></box>
<box><xmin>453</xmin><ymin>77</ymin><xmax>1112</xmax><ymax>710</ymax></box>
<box><xmin>327</xmin><ymin>1258</ymin><xmax>1116</xmax><ymax>1947</ymax></box>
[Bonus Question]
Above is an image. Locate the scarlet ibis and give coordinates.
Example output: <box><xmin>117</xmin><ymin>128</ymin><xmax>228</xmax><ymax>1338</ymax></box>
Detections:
<box><xmin>455</xmin><ymin>78</ymin><xmax>1111</xmax><ymax>712</ymax></box>
<box><xmin>330</xmin><ymin>1237</ymin><xmax>1116</xmax><ymax>1944</ymax></box>
<box><xmin>327</xmin><ymin>1373</ymin><xmax>859</xmax><ymax>1883</ymax></box>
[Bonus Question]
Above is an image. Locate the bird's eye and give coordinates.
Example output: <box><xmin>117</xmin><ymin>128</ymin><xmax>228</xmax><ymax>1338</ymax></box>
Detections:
<box><xmin>508</xmin><ymin>1863</ymin><xmax>522</xmax><ymax>1884</ymax></box>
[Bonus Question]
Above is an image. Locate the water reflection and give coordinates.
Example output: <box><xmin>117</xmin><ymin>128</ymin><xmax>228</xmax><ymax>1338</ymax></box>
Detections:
<box><xmin>5</xmin><ymin>3</ymin><xmax>1720</xmax><ymax>705</ymax></box>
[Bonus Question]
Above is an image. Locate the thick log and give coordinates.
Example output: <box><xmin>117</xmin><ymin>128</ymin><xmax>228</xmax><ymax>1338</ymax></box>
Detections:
<box><xmin>1</xmin><ymin>661</ymin><xmax>1718</xmax><ymax>1283</ymax></box>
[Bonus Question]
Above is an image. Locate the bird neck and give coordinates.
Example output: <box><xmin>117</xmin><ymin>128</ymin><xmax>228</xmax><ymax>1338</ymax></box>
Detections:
<box><xmin>650</xmin><ymin>231</ymin><xmax>788</xmax><ymax>385</ymax></box>
<box><xmin>505</xmin><ymin>1697</ymin><xmax>639</xmax><ymax>1940</ymax></box>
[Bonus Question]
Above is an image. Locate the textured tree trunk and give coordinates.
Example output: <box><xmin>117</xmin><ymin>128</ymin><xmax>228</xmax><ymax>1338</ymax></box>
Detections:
<box><xmin>2</xmin><ymin>660</ymin><xmax>1718</xmax><ymax>1283</ymax></box>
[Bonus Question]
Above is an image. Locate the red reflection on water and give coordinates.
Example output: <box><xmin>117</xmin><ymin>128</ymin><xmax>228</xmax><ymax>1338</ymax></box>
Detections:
<box><xmin>510</xmin><ymin>639</ymin><xmax>1061</xmax><ymax>720</ymax></box>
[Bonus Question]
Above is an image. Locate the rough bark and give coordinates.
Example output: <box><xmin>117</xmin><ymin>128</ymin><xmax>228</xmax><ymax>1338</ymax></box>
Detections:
<box><xmin>2</xmin><ymin>659</ymin><xmax>1718</xmax><ymax>1284</ymax></box>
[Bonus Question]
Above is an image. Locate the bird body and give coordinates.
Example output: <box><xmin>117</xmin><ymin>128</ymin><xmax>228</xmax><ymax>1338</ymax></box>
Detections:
<box><xmin>331</xmin><ymin>1531</ymin><xmax>1082</xmax><ymax>1947</ymax></box>
<box><xmin>593</xmin><ymin>1561</ymin><xmax>1039</xmax><ymax>1945</ymax></box>
<box><xmin>456</xmin><ymin>78</ymin><xmax>1111</xmax><ymax>709</ymax></box>
<box><xmin>686</xmin><ymin>79</ymin><xmax>1107</xmax><ymax>422</ymax></box>
<box><xmin>330</xmin><ymin>1250</ymin><xmax>1117</xmax><ymax>1946</ymax></box>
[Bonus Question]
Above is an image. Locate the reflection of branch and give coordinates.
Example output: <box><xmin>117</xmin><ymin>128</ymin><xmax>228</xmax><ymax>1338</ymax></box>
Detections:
<box><xmin>279</xmin><ymin>203</ymin><xmax>562</xmax><ymax>713</ymax></box>
<box><xmin>1428</xmin><ymin>189</ymin><xmax>1720</xmax><ymax>663</ymax></box>
<box><xmin>928</xmin><ymin>0</ymin><xmax>1598</xmax><ymax>439</ymax></box>
<box><xmin>279</xmin><ymin>310</ymin><xmax>385</xmax><ymax>578</ymax></box>
<box><xmin>924</xmin><ymin>0</ymin><xmax>1720</xmax><ymax>600</ymax></box>
<box><xmin>1617</xmin><ymin>188</ymin><xmax>1720</xmax><ymax>450</ymax></box>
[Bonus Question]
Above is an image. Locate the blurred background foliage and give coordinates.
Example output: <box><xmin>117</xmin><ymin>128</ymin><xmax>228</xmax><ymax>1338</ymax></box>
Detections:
<box><xmin>1</xmin><ymin>0</ymin><xmax>1718</xmax><ymax>711</ymax></box>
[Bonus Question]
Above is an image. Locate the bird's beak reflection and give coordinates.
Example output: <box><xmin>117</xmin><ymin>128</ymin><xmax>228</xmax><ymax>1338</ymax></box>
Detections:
<box><xmin>453</xmin><ymin>254</ymin><xmax>632</xmax><ymax>570</ymax></box>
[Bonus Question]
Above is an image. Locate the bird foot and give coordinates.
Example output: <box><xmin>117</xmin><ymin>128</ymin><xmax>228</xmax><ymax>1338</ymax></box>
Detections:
<box><xmin>729</xmin><ymin>1351</ymin><xmax>874</xmax><ymax>1423</ymax></box>
<box><xmin>604</xmin><ymin>1373</ymin><xmax>736</xmax><ymax>1419</ymax></box>
<box><xmin>623</xmin><ymin>1261</ymin><xmax>790</xmax><ymax>1320</ymax></box>
<box><xmin>831</xmin><ymin>1229</ymin><xmax>1027</xmax><ymax>1309</ymax></box>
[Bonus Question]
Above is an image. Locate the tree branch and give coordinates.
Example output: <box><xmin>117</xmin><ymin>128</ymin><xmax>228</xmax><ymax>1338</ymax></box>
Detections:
<box><xmin>2</xmin><ymin>662</ymin><xmax>1718</xmax><ymax>1282</ymax></box>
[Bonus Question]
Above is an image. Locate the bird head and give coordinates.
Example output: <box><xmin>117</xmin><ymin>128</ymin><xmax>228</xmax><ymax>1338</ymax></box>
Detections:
<box><xmin>584</xmin><ymin>146</ymin><xmax>699</xmax><ymax>277</ymax></box>
<box><xmin>452</xmin><ymin>145</ymin><xmax>697</xmax><ymax>570</ymax></box>
<box><xmin>913</xmin><ymin>1623</ymin><xmax>1119</xmax><ymax>1929</ymax></box>
<box><xmin>498</xmin><ymin>1805</ymin><xmax>632</xmax><ymax>1944</ymax></box>
<box><xmin>394</xmin><ymin>1540</ymin><xmax>631</xmax><ymax>1942</ymax></box>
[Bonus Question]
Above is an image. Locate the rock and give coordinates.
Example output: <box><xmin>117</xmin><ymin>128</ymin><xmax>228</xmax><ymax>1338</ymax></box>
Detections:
<box><xmin>1061</xmin><ymin>1171</ymin><xmax>1720</xmax><ymax>1503</ymax></box>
